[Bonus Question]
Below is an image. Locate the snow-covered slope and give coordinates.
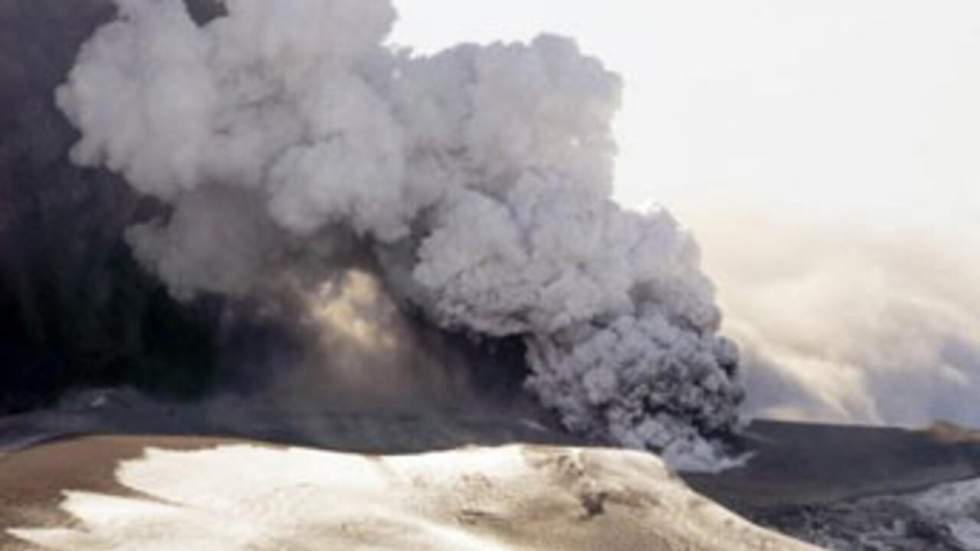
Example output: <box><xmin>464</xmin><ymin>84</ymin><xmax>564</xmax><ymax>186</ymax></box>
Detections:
<box><xmin>6</xmin><ymin>439</ymin><xmax>816</xmax><ymax>550</ymax></box>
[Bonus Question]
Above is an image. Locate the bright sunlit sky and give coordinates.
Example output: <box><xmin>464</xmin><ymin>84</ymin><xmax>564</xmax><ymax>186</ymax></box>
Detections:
<box><xmin>391</xmin><ymin>2</ymin><xmax>980</xmax><ymax>425</ymax></box>
<box><xmin>391</xmin><ymin>1</ymin><xmax>980</xmax><ymax>227</ymax></box>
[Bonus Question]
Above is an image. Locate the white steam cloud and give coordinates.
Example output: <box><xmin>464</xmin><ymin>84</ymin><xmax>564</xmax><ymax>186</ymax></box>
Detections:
<box><xmin>57</xmin><ymin>0</ymin><xmax>743</xmax><ymax>467</ymax></box>
<box><xmin>690</xmin><ymin>209</ymin><xmax>980</xmax><ymax>427</ymax></box>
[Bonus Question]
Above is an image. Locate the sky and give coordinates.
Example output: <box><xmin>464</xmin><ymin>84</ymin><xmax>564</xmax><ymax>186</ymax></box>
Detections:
<box><xmin>391</xmin><ymin>1</ymin><xmax>980</xmax><ymax>426</ymax></box>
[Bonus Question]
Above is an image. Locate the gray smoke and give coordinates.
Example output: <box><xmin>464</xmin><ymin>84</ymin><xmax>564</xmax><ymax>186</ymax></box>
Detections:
<box><xmin>57</xmin><ymin>0</ymin><xmax>743</xmax><ymax>468</ymax></box>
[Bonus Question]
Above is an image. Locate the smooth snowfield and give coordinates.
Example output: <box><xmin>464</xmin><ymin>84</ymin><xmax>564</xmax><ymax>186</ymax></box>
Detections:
<box><xmin>4</xmin><ymin>437</ymin><xmax>816</xmax><ymax>550</ymax></box>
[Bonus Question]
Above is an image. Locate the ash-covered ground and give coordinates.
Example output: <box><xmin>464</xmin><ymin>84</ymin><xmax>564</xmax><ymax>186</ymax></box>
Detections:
<box><xmin>0</xmin><ymin>386</ymin><xmax>579</xmax><ymax>456</ymax></box>
<box><xmin>686</xmin><ymin>421</ymin><xmax>980</xmax><ymax>550</ymax></box>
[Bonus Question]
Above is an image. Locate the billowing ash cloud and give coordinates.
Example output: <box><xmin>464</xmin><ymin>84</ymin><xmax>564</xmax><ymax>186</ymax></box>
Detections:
<box><xmin>57</xmin><ymin>0</ymin><xmax>743</xmax><ymax>467</ymax></box>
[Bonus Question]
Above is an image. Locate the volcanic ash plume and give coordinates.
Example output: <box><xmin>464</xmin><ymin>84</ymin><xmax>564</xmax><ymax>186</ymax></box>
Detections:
<box><xmin>56</xmin><ymin>0</ymin><xmax>744</xmax><ymax>468</ymax></box>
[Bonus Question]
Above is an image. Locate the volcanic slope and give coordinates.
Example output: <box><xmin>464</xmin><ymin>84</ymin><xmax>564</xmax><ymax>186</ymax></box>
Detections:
<box><xmin>0</xmin><ymin>435</ymin><xmax>816</xmax><ymax>551</ymax></box>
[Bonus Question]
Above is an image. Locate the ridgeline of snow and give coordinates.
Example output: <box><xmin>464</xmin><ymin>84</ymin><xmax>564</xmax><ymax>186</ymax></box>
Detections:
<box><xmin>9</xmin><ymin>441</ymin><xmax>815</xmax><ymax>550</ymax></box>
